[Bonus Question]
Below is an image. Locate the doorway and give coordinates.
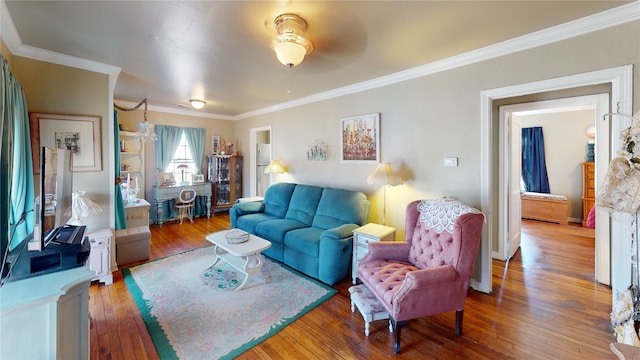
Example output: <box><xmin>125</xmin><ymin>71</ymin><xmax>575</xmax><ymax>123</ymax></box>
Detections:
<box><xmin>497</xmin><ymin>94</ymin><xmax>611</xmax><ymax>285</ymax></box>
<box><xmin>249</xmin><ymin>126</ymin><xmax>272</xmax><ymax>197</ymax></box>
<box><xmin>477</xmin><ymin>65</ymin><xmax>633</xmax><ymax>299</ymax></box>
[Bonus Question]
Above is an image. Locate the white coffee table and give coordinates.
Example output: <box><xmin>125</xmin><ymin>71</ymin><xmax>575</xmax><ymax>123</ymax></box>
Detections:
<box><xmin>205</xmin><ymin>230</ymin><xmax>272</xmax><ymax>291</ymax></box>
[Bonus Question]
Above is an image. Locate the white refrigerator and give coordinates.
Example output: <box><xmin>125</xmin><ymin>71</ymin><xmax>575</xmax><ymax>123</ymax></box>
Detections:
<box><xmin>256</xmin><ymin>144</ymin><xmax>271</xmax><ymax>196</ymax></box>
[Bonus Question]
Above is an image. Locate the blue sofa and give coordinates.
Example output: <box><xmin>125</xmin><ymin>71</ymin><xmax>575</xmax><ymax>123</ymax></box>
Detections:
<box><xmin>230</xmin><ymin>183</ymin><xmax>370</xmax><ymax>285</ymax></box>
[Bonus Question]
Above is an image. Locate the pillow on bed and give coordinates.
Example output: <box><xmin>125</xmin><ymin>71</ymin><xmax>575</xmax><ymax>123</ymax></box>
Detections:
<box><xmin>586</xmin><ymin>206</ymin><xmax>596</xmax><ymax>229</ymax></box>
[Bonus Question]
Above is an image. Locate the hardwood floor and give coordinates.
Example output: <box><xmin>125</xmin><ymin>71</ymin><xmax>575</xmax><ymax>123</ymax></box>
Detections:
<box><xmin>89</xmin><ymin>216</ymin><xmax>615</xmax><ymax>359</ymax></box>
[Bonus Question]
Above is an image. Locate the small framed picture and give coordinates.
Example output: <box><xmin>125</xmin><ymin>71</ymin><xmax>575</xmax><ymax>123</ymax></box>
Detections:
<box><xmin>212</xmin><ymin>135</ymin><xmax>221</xmax><ymax>154</ymax></box>
<box><xmin>156</xmin><ymin>171</ymin><xmax>175</xmax><ymax>187</ymax></box>
<box><xmin>340</xmin><ymin>113</ymin><xmax>380</xmax><ymax>163</ymax></box>
<box><xmin>192</xmin><ymin>173</ymin><xmax>205</xmax><ymax>184</ymax></box>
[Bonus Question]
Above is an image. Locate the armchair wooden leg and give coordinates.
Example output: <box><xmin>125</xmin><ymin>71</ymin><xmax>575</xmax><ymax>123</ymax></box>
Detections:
<box><xmin>391</xmin><ymin>318</ymin><xmax>407</xmax><ymax>354</ymax></box>
<box><xmin>455</xmin><ymin>310</ymin><xmax>463</xmax><ymax>336</ymax></box>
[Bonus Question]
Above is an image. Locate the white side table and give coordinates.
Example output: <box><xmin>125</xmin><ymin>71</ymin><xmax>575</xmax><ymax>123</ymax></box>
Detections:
<box><xmin>352</xmin><ymin>223</ymin><xmax>396</xmax><ymax>284</ymax></box>
<box><xmin>86</xmin><ymin>228</ymin><xmax>115</xmax><ymax>285</ymax></box>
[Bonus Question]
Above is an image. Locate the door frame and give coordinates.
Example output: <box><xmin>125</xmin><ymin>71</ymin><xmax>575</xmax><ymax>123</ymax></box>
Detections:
<box><xmin>497</xmin><ymin>94</ymin><xmax>611</xmax><ymax>285</ymax></box>
<box><xmin>476</xmin><ymin>65</ymin><xmax>633</xmax><ymax>298</ymax></box>
<box><xmin>249</xmin><ymin>126</ymin><xmax>272</xmax><ymax>197</ymax></box>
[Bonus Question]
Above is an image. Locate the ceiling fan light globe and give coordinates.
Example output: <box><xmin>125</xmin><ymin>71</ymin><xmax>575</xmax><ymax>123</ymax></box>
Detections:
<box><xmin>274</xmin><ymin>42</ymin><xmax>306</xmax><ymax>67</ymax></box>
<box><xmin>190</xmin><ymin>99</ymin><xmax>206</xmax><ymax>109</ymax></box>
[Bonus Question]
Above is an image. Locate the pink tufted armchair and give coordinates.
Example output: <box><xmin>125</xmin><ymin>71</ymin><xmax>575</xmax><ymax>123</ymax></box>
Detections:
<box><xmin>357</xmin><ymin>198</ymin><xmax>484</xmax><ymax>354</ymax></box>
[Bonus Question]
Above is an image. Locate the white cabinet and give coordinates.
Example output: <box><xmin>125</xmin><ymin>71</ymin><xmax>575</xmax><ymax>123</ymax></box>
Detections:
<box><xmin>125</xmin><ymin>198</ymin><xmax>151</xmax><ymax>228</ymax></box>
<box><xmin>352</xmin><ymin>223</ymin><xmax>396</xmax><ymax>284</ymax></box>
<box><xmin>119</xmin><ymin>130</ymin><xmax>145</xmax><ymax>200</ymax></box>
<box><xmin>87</xmin><ymin>228</ymin><xmax>116</xmax><ymax>284</ymax></box>
<box><xmin>0</xmin><ymin>267</ymin><xmax>94</xmax><ymax>360</ymax></box>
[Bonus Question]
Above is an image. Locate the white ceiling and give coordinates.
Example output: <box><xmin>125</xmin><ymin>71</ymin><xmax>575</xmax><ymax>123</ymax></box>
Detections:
<box><xmin>2</xmin><ymin>1</ymin><xmax>635</xmax><ymax>119</ymax></box>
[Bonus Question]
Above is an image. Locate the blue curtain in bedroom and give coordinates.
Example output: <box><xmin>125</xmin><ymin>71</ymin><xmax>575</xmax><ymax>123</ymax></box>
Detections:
<box><xmin>522</xmin><ymin>126</ymin><xmax>550</xmax><ymax>194</ymax></box>
<box><xmin>1</xmin><ymin>55</ymin><xmax>35</xmax><ymax>253</ymax></box>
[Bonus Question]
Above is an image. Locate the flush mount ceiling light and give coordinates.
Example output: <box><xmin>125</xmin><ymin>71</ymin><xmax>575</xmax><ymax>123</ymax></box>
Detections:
<box><xmin>190</xmin><ymin>99</ymin><xmax>206</xmax><ymax>109</ymax></box>
<box><xmin>272</xmin><ymin>13</ymin><xmax>313</xmax><ymax>67</ymax></box>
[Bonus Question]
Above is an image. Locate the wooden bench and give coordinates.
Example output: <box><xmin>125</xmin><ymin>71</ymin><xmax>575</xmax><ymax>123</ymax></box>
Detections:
<box><xmin>521</xmin><ymin>192</ymin><xmax>568</xmax><ymax>225</ymax></box>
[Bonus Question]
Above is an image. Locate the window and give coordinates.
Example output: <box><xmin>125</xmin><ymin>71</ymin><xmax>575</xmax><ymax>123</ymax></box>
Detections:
<box><xmin>165</xmin><ymin>133</ymin><xmax>196</xmax><ymax>184</ymax></box>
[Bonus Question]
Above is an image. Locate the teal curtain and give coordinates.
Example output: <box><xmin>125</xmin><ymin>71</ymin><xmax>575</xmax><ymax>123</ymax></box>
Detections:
<box><xmin>183</xmin><ymin>127</ymin><xmax>206</xmax><ymax>173</ymax></box>
<box><xmin>114</xmin><ymin>111</ymin><xmax>127</xmax><ymax>230</ymax></box>
<box><xmin>155</xmin><ymin>125</ymin><xmax>182</xmax><ymax>172</ymax></box>
<box><xmin>183</xmin><ymin>127</ymin><xmax>208</xmax><ymax>218</ymax></box>
<box><xmin>1</xmin><ymin>55</ymin><xmax>35</xmax><ymax>252</ymax></box>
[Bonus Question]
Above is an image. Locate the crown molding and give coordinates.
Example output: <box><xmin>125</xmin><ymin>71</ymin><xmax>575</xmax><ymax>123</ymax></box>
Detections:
<box><xmin>1</xmin><ymin>1</ymin><xmax>21</xmax><ymax>55</ymax></box>
<box><xmin>114</xmin><ymin>100</ymin><xmax>234</xmax><ymax>121</ymax></box>
<box><xmin>234</xmin><ymin>0</ymin><xmax>639</xmax><ymax>120</ymax></box>
<box><xmin>1</xmin><ymin>0</ymin><xmax>120</xmax><ymax>76</ymax></box>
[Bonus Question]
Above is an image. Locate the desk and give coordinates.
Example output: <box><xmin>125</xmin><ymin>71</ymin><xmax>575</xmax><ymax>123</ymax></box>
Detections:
<box><xmin>153</xmin><ymin>183</ymin><xmax>212</xmax><ymax>226</ymax></box>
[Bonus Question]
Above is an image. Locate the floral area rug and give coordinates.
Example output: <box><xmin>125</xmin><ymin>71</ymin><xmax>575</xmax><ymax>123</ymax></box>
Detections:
<box><xmin>123</xmin><ymin>246</ymin><xmax>336</xmax><ymax>360</ymax></box>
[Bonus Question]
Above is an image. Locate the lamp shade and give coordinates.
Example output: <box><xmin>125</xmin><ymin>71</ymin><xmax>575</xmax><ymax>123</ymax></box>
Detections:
<box><xmin>367</xmin><ymin>162</ymin><xmax>402</xmax><ymax>186</ymax></box>
<box><xmin>264</xmin><ymin>160</ymin><xmax>286</xmax><ymax>174</ymax></box>
<box><xmin>586</xmin><ymin>125</ymin><xmax>596</xmax><ymax>144</ymax></box>
<box><xmin>69</xmin><ymin>191</ymin><xmax>103</xmax><ymax>226</ymax></box>
<box><xmin>274</xmin><ymin>42</ymin><xmax>307</xmax><ymax>67</ymax></box>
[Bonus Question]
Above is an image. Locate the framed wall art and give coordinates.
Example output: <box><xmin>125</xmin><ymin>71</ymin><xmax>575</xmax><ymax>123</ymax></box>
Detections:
<box><xmin>212</xmin><ymin>135</ymin><xmax>221</xmax><ymax>154</ymax></box>
<box><xmin>340</xmin><ymin>113</ymin><xmax>380</xmax><ymax>163</ymax></box>
<box><xmin>192</xmin><ymin>173</ymin><xmax>205</xmax><ymax>184</ymax></box>
<box><xmin>29</xmin><ymin>112</ymin><xmax>102</xmax><ymax>172</ymax></box>
<box><xmin>307</xmin><ymin>140</ymin><xmax>328</xmax><ymax>161</ymax></box>
<box><xmin>156</xmin><ymin>171</ymin><xmax>175</xmax><ymax>187</ymax></box>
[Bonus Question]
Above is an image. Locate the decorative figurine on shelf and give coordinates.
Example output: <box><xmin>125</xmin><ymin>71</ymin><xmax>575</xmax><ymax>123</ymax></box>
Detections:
<box><xmin>227</xmin><ymin>143</ymin><xmax>234</xmax><ymax>155</ymax></box>
<box><xmin>219</xmin><ymin>139</ymin><xmax>227</xmax><ymax>155</ymax></box>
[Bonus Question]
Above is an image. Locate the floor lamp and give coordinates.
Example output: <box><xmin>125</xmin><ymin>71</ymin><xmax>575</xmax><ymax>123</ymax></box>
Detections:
<box><xmin>367</xmin><ymin>162</ymin><xmax>402</xmax><ymax>226</ymax></box>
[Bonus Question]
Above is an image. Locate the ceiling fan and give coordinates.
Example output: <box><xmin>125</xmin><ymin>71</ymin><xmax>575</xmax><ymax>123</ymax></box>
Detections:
<box><xmin>261</xmin><ymin>4</ymin><xmax>367</xmax><ymax>72</ymax></box>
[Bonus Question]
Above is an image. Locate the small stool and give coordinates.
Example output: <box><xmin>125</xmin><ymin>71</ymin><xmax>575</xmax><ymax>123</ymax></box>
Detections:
<box><xmin>348</xmin><ymin>284</ymin><xmax>392</xmax><ymax>336</ymax></box>
<box><xmin>115</xmin><ymin>226</ymin><xmax>151</xmax><ymax>265</ymax></box>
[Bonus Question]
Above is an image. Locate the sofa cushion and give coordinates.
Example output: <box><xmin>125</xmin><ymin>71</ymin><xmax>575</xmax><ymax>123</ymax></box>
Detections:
<box><xmin>313</xmin><ymin>188</ymin><xmax>369</xmax><ymax>229</ymax></box>
<box><xmin>230</xmin><ymin>201</ymin><xmax>265</xmax><ymax>228</ymax></box>
<box><xmin>236</xmin><ymin>213</ymin><xmax>280</xmax><ymax>234</ymax></box>
<box><xmin>283</xmin><ymin>227</ymin><xmax>324</xmax><ymax>257</ymax></box>
<box><xmin>284</xmin><ymin>184</ymin><xmax>323</xmax><ymax>225</ymax></box>
<box><xmin>263</xmin><ymin>182</ymin><xmax>297</xmax><ymax>218</ymax></box>
<box><xmin>255</xmin><ymin>218</ymin><xmax>308</xmax><ymax>244</ymax></box>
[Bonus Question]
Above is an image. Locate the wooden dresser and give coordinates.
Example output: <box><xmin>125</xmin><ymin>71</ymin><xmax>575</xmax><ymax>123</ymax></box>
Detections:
<box><xmin>582</xmin><ymin>162</ymin><xmax>595</xmax><ymax>226</ymax></box>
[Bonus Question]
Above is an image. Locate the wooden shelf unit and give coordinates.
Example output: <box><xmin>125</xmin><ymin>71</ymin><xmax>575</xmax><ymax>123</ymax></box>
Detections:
<box><xmin>119</xmin><ymin>130</ymin><xmax>145</xmax><ymax>199</ymax></box>
<box><xmin>208</xmin><ymin>155</ymin><xmax>242</xmax><ymax>212</ymax></box>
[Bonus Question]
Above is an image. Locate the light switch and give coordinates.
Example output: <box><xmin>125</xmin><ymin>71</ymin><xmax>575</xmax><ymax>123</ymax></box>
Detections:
<box><xmin>443</xmin><ymin>157</ymin><xmax>458</xmax><ymax>167</ymax></box>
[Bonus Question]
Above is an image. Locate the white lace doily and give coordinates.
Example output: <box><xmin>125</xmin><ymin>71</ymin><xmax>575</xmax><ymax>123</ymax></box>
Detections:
<box><xmin>417</xmin><ymin>198</ymin><xmax>483</xmax><ymax>233</ymax></box>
